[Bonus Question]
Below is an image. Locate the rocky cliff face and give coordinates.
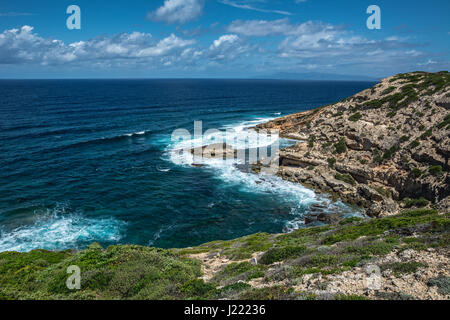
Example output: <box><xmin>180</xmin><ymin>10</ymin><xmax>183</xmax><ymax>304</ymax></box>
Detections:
<box><xmin>257</xmin><ymin>71</ymin><xmax>450</xmax><ymax>217</ymax></box>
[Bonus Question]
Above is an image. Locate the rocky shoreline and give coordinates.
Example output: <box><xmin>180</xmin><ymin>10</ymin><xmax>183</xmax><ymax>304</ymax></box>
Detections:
<box><xmin>256</xmin><ymin>71</ymin><xmax>449</xmax><ymax>218</ymax></box>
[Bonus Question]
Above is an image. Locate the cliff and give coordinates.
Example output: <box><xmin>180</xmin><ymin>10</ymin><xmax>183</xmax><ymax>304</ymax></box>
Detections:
<box><xmin>257</xmin><ymin>71</ymin><xmax>450</xmax><ymax>217</ymax></box>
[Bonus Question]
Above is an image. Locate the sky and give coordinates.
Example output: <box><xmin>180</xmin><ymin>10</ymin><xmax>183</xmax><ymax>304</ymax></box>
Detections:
<box><xmin>0</xmin><ymin>0</ymin><xmax>449</xmax><ymax>79</ymax></box>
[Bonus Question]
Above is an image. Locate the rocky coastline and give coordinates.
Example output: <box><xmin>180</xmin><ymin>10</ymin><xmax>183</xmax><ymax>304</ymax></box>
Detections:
<box><xmin>256</xmin><ymin>71</ymin><xmax>449</xmax><ymax>218</ymax></box>
<box><xmin>1</xmin><ymin>72</ymin><xmax>448</xmax><ymax>301</ymax></box>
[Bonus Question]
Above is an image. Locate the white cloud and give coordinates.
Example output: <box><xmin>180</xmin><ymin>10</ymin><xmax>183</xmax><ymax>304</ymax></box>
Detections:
<box><xmin>211</xmin><ymin>34</ymin><xmax>239</xmax><ymax>48</ymax></box>
<box><xmin>417</xmin><ymin>59</ymin><xmax>437</xmax><ymax>66</ymax></box>
<box><xmin>0</xmin><ymin>26</ymin><xmax>195</xmax><ymax>66</ymax></box>
<box><xmin>148</xmin><ymin>0</ymin><xmax>204</xmax><ymax>24</ymax></box>
<box><xmin>207</xmin><ymin>34</ymin><xmax>251</xmax><ymax>61</ymax></box>
<box><xmin>219</xmin><ymin>0</ymin><xmax>292</xmax><ymax>16</ymax></box>
<box><xmin>228</xmin><ymin>19</ymin><xmax>337</xmax><ymax>37</ymax></box>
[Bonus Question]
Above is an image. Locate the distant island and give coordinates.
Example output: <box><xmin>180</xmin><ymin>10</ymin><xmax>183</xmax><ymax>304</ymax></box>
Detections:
<box><xmin>0</xmin><ymin>71</ymin><xmax>448</xmax><ymax>301</ymax></box>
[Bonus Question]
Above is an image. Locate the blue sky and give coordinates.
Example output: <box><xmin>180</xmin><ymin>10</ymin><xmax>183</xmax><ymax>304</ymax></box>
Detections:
<box><xmin>0</xmin><ymin>0</ymin><xmax>449</xmax><ymax>78</ymax></box>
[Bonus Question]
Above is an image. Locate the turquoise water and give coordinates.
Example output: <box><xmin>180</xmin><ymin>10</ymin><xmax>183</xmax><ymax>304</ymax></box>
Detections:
<box><xmin>0</xmin><ymin>79</ymin><xmax>374</xmax><ymax>252</ymax></box>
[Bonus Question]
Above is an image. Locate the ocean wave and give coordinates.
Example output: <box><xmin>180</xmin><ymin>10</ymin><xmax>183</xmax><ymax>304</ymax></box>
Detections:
<box><xmin>30</xmin><ymin>130</ymin><xmax>153</xmax><ymax>155</ymax></box>
<box><xmin>0</xmin><ymin>204</ymin><xmax>125</xmax><ymax>252</ymax></box>
<box><xmin>165</xmin><ymin>116</ymin><xmax>363</xmax><ymax>232</ymax></box>
<box><xmin>166</xmin><ymin>117</ymin><xmax>278</xmax><ymax>166</ymax></box>
<box><xmin>156</xmin><ymin>165</ymin><xmax>171</xmax><ymax>172</ymax></box>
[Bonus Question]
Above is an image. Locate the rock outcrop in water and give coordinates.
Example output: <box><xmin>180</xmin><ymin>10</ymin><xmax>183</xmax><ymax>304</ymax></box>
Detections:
<box><xmin>257</xmin><ymin>71</ymin><xmax>450</xmax><ymax>217</ymax></box>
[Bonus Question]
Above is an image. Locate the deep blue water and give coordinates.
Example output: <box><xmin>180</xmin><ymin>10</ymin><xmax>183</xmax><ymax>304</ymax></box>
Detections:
<box><xmin>0</xmin><ymin>79</ymin><xmax>374</xmax><ymax>252</ymax></box>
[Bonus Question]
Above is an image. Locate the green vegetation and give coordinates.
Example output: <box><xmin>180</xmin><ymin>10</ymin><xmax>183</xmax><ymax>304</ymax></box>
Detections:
<box><xmin>308</xmin><ymin>134</ymin><xmax>316</xmax><ymax>148</ymax></box>
<box><xmin>380</xmin><ymin>262</ymin><xmax>427</xmax><ymax>276</ymax></box>
<box><xmin>259</xmin><ymin>246</ymin><xmax>307</xmax><ymax>265</ymax></box>
<box><xmin>381</xmin><ymin>86</ymin><xmax>396</xmax><ymax>95</ymax></box>
<box><xmin>335</xmin><ymin>173</ymin><xmax>356</xmax><ymax>186</ymax></box>
<box><xmin>0</xmin><ymin>208</ymin><xmax>448</xmax><ymax>300</ymax></box>
<box><xmin>0</xmin><ymin>245</ymin><xmax>204</xmax><ymax>300</ymax></box>
<box><xmin>429</xmin><ymin>165</ymin><xmax>443</xmax><ymax>177</ymax></box>
<box><xmin>349</xmin><ymin>112</ymin><xmax>362</xmax><ymax>122</ymax></box>
<box><xmin>399</xmin><ymin>135</ymin><xmax>410</xmax><ymax>143</ymax></box>
<box><xmin>362</xmin><ymin>99</ymin><xmax>383</xmax><ymax>109</ymax></box>
<box><xmin>383</xmin><ymin>145</ymin><xmax>399</xmax><ymax>160</ymax></box>
<box><xmin>427</xmin><ymin>276</ymin><xmax>450</xmax><ymax>295</ymax></box>
<box><xmin>373</xmin><ymin>149</ymin><xmax>383</xmax><ymax>164</ymax></box>
<box><xmin>212</xmin><ymin>262</ymin><xmax>266</xmax><ymax>284</ymax></box>
<box><xmin>403</xmin><ymin>197</ymin><xmax>429</xmax><ymax>208</ymax></box>
<box><xmin>409</xmin><ymin>168</ymin><xmax>423</xmax><ymax>179</ymax></box>
<box><xmin>327</xmin><ymin>157</ymin><xmax>336</xmax><ymax>168</ymax></box>
<box><xmin>322</xmin><ymin>209</ymin><xmax>443</xmax><ymax>245</ymax></box>
<box><xmin>437</xmin><ymin>114</ymin><xmax>450</xmax><ymax>129</ymax></box>
<box><xmin>334</xmin><ymin>138</ymin><xmax>347</xmax><ymax>154</ymax></box>
<box><xmin>420</xmin><ymin>129</ymin><xmax>432</xmax><ymax>140</ymax></box>
<box><xmin>375</xmin><ymin>186</ymin><xmax>392</xmax><ymax>198</ymax></box>
<box><xmin>409</xmin><ymin>139</ymin><xmax>420</xmax><ymax>149</ymax></box>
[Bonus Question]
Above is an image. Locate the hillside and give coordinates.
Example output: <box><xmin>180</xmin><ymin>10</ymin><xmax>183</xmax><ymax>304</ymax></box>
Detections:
<box><xmin>257</xmin><ymin>71</ymin><xmax>450</xmax><ymax>217</ymax></box>
<box><xmin>0</xmin><ymin>209</ymin><xmax>448</xmax><ymax>300</ymax></box>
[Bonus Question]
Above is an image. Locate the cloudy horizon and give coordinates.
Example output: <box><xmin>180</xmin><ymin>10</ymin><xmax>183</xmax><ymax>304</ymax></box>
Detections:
<box><xmin>0</xmin><ymin>0</ymin><xmax>449</xmax><ymax>79</ymax></box>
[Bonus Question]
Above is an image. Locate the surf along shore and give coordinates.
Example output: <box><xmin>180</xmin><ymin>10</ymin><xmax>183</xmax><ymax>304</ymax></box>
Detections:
<box><xmin>0</xmin><ymin>72</ymin><xmax>449</xmax><ymax>300</ymax></box>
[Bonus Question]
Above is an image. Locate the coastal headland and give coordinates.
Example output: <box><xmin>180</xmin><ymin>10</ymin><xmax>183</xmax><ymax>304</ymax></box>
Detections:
<box><xmin>0</xmin><ymin>72</ymin><xmax>448</xmax><ymax>300</ymax></box>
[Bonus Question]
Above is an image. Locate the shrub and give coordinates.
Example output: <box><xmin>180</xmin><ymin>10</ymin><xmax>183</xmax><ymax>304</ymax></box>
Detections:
<box><xmin>409</xmin><ymin>168</ymin><xmax>422</xmax><ymax>179</ymax></box>
<box><xmin>420</xmin><ymin>129</ymin><xmax>432</xmax><ymax>140</ymax></box>
<box><xmin>399</xmin><ymin>135</ymin><xmax>410</xmax><ymax>143</ymax></box>
<box><xmin>381</xmin><ymin>86</ymin><xmax>396</xmax><ymax>95</ymax></box>
<box><xmin>373</xmin><ymin>149</ymin><xmax>383</xmax><ymax>164</ymax></box>
<box><xmin>308</xmin><ymin>135</ymin><xmax>316</xmax><ymax>148</ymax></box>
<box><xmin>403</xmin><ymin>197</ymin><xmax>429</xmax><ymax>208</ymax></box>
<box><xmin>259</xmin><ymin>246</ymin><xmax>307</xmax><ymax>265</ymax></box>
<box><xmin>427</xmin><ymin>276</ymin><xmax>450</xmax><ymax>295</ymax></box>
<box><xmin>327</xmin><ymin>157</ymin><xmax>336</xmax><ymax>168</ymax></box>
<box><xmin>381</xmin><ymin>262</ymin><xmax>427</xmax><ymax>276</ymax></box>
<box><xmin>383</xmin><ymin>145</ymin><xmax>399</xmax><ymax>160</ymax></box>
<box><xmin>220</xmin><ymin>282</ymin><xmax>251</xmax><ymax>294</ymax></box>
<box><xmin>349</xmin><ymin>112</ymin><xmax>362</xmax><ymax>122</ymax></box>
<box><xmin>429</xmin><ymin>165</ymin><xmax>443</xmax><ymax>176</ymax></box>
<box><xmin>437</xmin><ymin>114</ymin><xmax>450</xmax><ymax>129</ymax></box>
<box><xmin>387</xmin><ymin>111</ymin><xmax>397</xmax><ymax>118</ymax></box>
<box><xmin>409</xmin><ymin>139</ymin><xmax>420</xmax><ymax>149</ymax></box>
<box><xmin>339</xmin><ymin>217</ymin><xmax>364</xmax><ymax>225</ymax></box>
<box><xmin>335</xmin><ymin>173</ymin><xmax>356</xmax><ymax>186</ymax></box>
<box><xmin>334</xmin><ymin>138</ymin><xmax>347</xmax><ymax>154</ymax></box>
<box><xmin>181</xmin><ymin>279</ymin><xmax>217</xmax><ymax>299</ymax></box>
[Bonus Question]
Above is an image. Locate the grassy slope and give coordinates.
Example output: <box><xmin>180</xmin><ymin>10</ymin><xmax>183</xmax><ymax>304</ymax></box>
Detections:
<box><xmin>1</xmin><ymin>209</ymin><xmax>448</xmax><ymax>300</ymax></box>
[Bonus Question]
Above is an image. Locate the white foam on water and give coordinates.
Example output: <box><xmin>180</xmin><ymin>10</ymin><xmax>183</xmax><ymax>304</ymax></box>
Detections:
<box><xmin>156</xmin><ymin>165</ymin><xmax>171</xmax><ymax>172</ymax></box>
<box><xmin>167</xmin><ymin>117</ymin><xmax>278</xmax><ymax>167</ymax></box>
<box><xmin>164</xmin><ymin>117</ymin><xmax>344</xmax><ymax>230</ymax></box>
<box><xmin>0</xmin><ymin>204</ymin><xmax>126</xmax><ymax>252</ymax></box>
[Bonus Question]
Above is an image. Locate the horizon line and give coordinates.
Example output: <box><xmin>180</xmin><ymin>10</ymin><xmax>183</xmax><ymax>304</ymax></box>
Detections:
<box><xmin>0</xmin><ymin>77</ymin><xmax>380</xmax><ymax>82</ymax></box>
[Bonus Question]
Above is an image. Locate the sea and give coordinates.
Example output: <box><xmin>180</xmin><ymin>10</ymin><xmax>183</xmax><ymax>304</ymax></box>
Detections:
<box><xmin>0</xmin><ymin>79</ymin><xmax>375</xmax><ymax>252</ymax></box>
